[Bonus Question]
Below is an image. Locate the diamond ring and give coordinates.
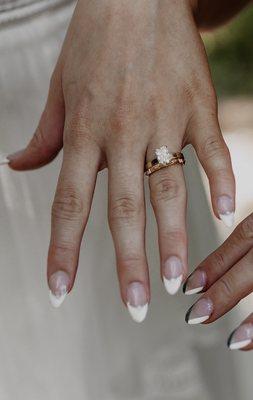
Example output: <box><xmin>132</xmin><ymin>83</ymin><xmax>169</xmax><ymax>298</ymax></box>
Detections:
<box><xmin>145</xmin><ymin>146</ymin><xmax>185</xmax><ymax>176</ymax></box>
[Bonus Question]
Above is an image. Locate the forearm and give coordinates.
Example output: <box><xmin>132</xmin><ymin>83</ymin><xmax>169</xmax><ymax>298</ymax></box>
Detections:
<box><xmin>194</xmin><ymin>0</ymin><xmax>252</xmax><ymax>30</ymax></box>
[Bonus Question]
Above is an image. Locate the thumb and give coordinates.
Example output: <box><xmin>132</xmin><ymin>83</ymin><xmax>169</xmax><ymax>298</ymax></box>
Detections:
<box><xmin>8</xmin><ymin>69</ymin><xmax>65</xmax><ymax>171</ymax></box>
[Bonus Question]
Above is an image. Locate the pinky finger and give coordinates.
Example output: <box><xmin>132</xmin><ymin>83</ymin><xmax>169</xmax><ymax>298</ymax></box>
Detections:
<box><xmin>228</xmin><ymin>313</ymin><xmax>253</xmax><ymax>351</ymax></box>
<box><xmin>192</xmin><ymin>115</ymin><xmax>236</xmax><ymax>228</ymax></box>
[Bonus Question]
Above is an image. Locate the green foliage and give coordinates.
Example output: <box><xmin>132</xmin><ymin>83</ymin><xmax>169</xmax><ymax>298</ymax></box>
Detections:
<box><xmin>204</xmin><ymin>5</ymin><xmax>253</xmax><ymax>97</ymax></box>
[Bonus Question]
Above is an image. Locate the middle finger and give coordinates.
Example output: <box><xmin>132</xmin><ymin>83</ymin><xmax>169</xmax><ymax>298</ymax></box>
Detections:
<box><xmin>107</xmin><ymin>143</ymin><xmax>150</xmax><ymax>323</ymax></box>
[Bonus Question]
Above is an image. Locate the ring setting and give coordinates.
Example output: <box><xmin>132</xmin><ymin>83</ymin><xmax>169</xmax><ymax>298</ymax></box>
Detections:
<box><xmin>155</xmin><ymin>145</ymin><xmax>174</xmax><ymax>165</ymax></box>
<box><xmin>145</xmin><ymin>146</ymin><xmax>185</xmax><ymax>176</ymax></box>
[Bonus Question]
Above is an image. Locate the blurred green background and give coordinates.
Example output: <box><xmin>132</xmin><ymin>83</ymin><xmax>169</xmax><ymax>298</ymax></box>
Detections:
<box><xmin>204</xmin><ymin>5</ymin><xmax>253</xmax><ymax>97</ymax></box>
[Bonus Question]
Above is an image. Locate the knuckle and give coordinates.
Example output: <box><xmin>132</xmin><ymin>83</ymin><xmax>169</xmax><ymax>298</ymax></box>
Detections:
<box><xmin>31</xmin><ymin>125</ymin><xmax>48</xmax><ymax>150</ymax></box>
<box><xmin>52</xmin><ymin>189</ymin><xmax>84</xmax><ymax>222</ymax></box>
<box><xmin>151</xmin><ymin>176</ymin><xmax>183</xmax><ymax>204</ymax></box>
<box><xmin>211</xmin><ymin>251</ymin><xmax>225</xmax><ymax>272</ymax></box>
<box><xmin>119</xmin><ymin>255</ymin><xmax>144</xmax><ymax>273</ymax></box>
<box><xmin>62</xmin><ymin>78</ymin><xmax>80</xmax><ymax>100</ymax></box>
<box><xmin>109</xmin><ymin>195</ymin><xmax>142</xmax><ymax>225</ymax></box>
<box><xmin>184</xmin><ymin>72</ymin><xmax>217</xmax><ymax>109</ymax></box>
<box><xmin>49</xmin><ymin>241</ymin><xmax>76</xmax><ymax>256</ymax></box>
<box><xmin>240</xmin><ymin>213</ymin><xmax>253</xmax><ymax>241</ymax></box>
<box><xmin>64</xmin><ymin>117</ymin><xmax>93</xmax><ymax>154</ymax></box>
<box><xmin>63</xmin><ymin>88</ymin><xmax>95</xmax><ymax>152</ymax></box>
<box><xmin>160</xmin><ymin>229</ymin><xmax>186</xmax><ymax>245</ymax></box>
<box><xmin>217</xmin><ymin>276</ymin><xmax>234</xmax><ymax>302</ymax></box>
<box><xmin>200</xmin><ymin>135</ymin><xmax>228</xmax><ymax>161</ymax></box>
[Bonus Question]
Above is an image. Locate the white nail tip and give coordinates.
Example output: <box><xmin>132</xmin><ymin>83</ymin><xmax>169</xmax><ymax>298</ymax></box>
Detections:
<box><xmin>0</xmin><ymin>157</ymin><xmax>9</xmax><ymax>166</ymax></box>
<box><xmin>127</xmin><ymin>303</ymin><xmax>148</xmax><ymax>323</ymax></box>
<box><xmin>229</xmin><ymin>339</ymin><xmax>252</xmax><ymax>350</ymax></box>
<box><xmin>185</xmin><ymin>286</ymin><xmax>204</xmax><ymax>295</ymax></box>
<box><xmin>219</xmin><ymin>212</ymin><xmax>235</xmax><ymax>228</ymax></box>
<box><xmin>49</xmin><ymin>290</ymin><xmax>67</xmax><ymax>308</ymax></box>
<box><xmin>187</xmin><ymin>315</ymin><xmax>210</xmax><ymax>325</ymax></box>
<box><xmin>163</xmin><ymin>275</ymin><xmax>183</xmax><ymax>295</ymax></box>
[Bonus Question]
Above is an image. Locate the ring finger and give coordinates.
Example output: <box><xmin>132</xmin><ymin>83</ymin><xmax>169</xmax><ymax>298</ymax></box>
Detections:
<box><xmin>148</xmin><ymin>144</ymin><xmax>187</xmax><ymax>295</ymax></box>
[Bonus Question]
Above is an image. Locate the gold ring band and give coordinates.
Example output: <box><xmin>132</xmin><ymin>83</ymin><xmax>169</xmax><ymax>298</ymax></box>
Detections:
<box><xmin>145</xmin><ymin>155</ymin><xmax>185</xmax><ymax>176</ymax></box>
<box><xmin>145</xmin><ymin>147</ymin><xmax>185</xmax><ymax>177</ymax></box>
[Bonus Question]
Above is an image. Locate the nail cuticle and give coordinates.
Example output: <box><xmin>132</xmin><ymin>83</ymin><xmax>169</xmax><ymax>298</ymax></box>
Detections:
<box><xmin>48</xmin><ymin>270</ymin><xmax>70</xmax><ymax>308</ymax></box>
<box><xmin>163</xmin><ymin>256</ymin><xmax>184</xmax><ymax>295</ymax></box>
<box><xmin>126</xmin><ymin>282</ymin><xmax>148</xmax><ymax>323</ymax></box>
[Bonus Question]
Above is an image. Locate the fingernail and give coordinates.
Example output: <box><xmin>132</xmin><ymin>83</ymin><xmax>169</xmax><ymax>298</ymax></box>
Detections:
<box><xmin>48</xmin><ymin>270</ymin><xmax>70</xmax><ymax>308</ymax></box>
<box><xmin>0</xmin><ymin>155</ymin><xmax>10</xmax><ymax>166</ymax></box>
<box><xmin>126</xmin><ymin>282</ymin><xmax>148</xmax><ymax>323</ymax></box>
<box><xmin>7</xmin><ymin>149</ymin><xmax>25</xmax><ymax>161</ymax></box>
<box><xmin>185</xmin><ymin>298</ymin><xmax>213</xmax><ymax>325</ymax></box>
<box><xmin>217</xmin><ymin>195</ymin><xmax>235</xmax><ymax>228</ymax></box>
<box><xmin>163</xmin><ymin>256</ymin><xmax>183</xmax><ymax>295</ymax></box>
<box><xmin>183</xmin><ymin>270</ymin><xmax>207</xmax><ymax>295</ymax></box>
<box><xmin>228</xmin><ymin>323</ymin><xmax>253</xmax><ymax>350</ymax></box>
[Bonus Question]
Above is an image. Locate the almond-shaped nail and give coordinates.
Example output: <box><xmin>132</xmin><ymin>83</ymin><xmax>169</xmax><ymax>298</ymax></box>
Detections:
<box><xmin>183</xmin><ymin>270</ymin><xmax>207</xmax><ymax>295</ymax></box>
<box><xmin>7</xmin><ymin>149</ymin><xmax>26</xmax><ymax>161</ymax></box>
<box><xmin>48</xmin><ymin>270</ymin><xmax>70</xmax><ymax>308</ymax></box>
<box><xmin>185</xmin><ymin>298</ymin><xmax>213</xmax><ymax>325</ymax></box>
<box><xmin>228</xmin><ymin>323</ymin><xmax>253</xmax><ymax>350</ymax></box>
<box><xmin>163</xmin><ymin>256</ymin><xmax>183</xmax><ymax>295</ymax></box>
<box><xmin>126</xmin><ymin>282</ymin><xmax>148</xmax><ymax>323</ymax></box>
<box><xmin>217</xmin><ymin>195</ymin><xmax>235</xmax><ymax>228</ymax></box>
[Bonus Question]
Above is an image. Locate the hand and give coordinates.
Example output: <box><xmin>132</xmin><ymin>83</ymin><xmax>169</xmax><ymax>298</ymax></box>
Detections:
<box><xmin>184</xmin><ymin>213</ymin><xmax>253</xmax><ymax>350</ymax></box>
<box><xmin>8</xmin><ymin>0</ymin><xmax>235</xmax><ymax>322</ymax></box>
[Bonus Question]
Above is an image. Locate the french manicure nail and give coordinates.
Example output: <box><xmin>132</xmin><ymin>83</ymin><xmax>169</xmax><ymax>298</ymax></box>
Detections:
<box><xmin>228</xmin><ymin>323</ymin><xmax>253</xmax><ymax>350</ymax></box>
<box><xmin>0</xmin><ymin>155</ymin><xmax>10</xmax><ymax>166</ymax></box>
<box><xmin>217</xmin><ymin>195</ymin><xmax>235</xmax><ymax>228</ymax></box>
<box><xmin>7</xmin><ymin>149</ymin><xmax>25</xmax><ymax>161</ymax></box>
<box><xmin>48</xmin><ymin>270</ymin><xmax>70</xmax><ymax>308</ymax></box>
<box><xmin>126</xmin><ymin>282</ymin><xmax>148</xmax><ymax>323</ymax></box>
<box><xmin>163</xmin><ymin>256</ymin><xmax>183</xmax><ymax>295</ymax></box>
<box><xmin>185</xmin><ymin>298</ymin><xmax>213</xmax><ymax>325</ymax></box>
<box><xmin>183</xmin><ymin>270</ymin><xmax>207</xmax><ymax>295</ymax></box>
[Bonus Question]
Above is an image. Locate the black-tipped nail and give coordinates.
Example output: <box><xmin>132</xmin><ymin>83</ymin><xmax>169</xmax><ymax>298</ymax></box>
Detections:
<box><xmin>185</xmin><ymin>304</ymin><xmax>194</xmax><ymax>324</ymax></box>
<box><xmin>182</xmin><ymin>280</ymin><xmax>188</xmax><ymax>294</ymax></box>
<box><xmin>227</xmin><ymin>329</ymin><xmax>236</xmax><ymax>349</ymax></box>
<box><xmin>185</xmin><ymin>298</ymin><xmax>213</xmax><ymax>325</ymax></box>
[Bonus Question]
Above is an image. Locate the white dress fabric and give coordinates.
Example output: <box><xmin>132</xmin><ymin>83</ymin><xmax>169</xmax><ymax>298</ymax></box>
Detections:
<box><xmin>0</xmin><ymin>1</ymin><xmax>242</xmax><ymax>399</ymax></box>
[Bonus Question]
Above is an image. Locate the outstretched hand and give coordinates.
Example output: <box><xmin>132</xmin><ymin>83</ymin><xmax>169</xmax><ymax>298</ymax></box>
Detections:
<box><xmin>8</xmin><ymin>0</ymin><xmax>235</xmax><ymax>322</ymax></box>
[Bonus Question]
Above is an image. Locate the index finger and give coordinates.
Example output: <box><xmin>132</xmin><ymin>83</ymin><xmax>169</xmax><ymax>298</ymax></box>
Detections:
<box><xmin>47</xmin><ymin>120</ymin><xmax>101</xmax><ymax>307</ymax></box>
<box><xmin>183</xmin><ymin>213</ymin><xmax>253</xmax><ymax>295</ymax></box>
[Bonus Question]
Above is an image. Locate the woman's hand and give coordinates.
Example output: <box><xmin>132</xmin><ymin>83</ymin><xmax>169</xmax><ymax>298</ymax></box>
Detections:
<box><xmin>8</xmin><ymin>0</ymin><xmax>235</xmax><ymax>321</ymax></box>
<box><xmin>184</xmin><ymin>213</ymin><xmax>253</xmax><ymax>350</ymax></box>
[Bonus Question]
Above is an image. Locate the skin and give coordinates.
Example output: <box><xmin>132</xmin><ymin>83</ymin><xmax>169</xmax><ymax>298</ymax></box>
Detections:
<box><xmin>8</xmin><ymin>0</ymin><xmax>237</xmax><ymax>309</ymax></box>
<box><xmin>186</xmin><ymin>213</ymin><xmax>253</xmax><ymax>350</ymax></box>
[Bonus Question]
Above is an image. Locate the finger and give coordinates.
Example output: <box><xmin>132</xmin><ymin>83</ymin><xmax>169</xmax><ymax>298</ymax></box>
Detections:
<box><xmin>148</xmin><ymin>152</ymin><xmax>187</xmax><ymax>295</ymax></box>
<box><xmin>107</xmin><ymin>145</ymin><xmax>149</xmax><ymax>323</ymax></box>
<box><xmin>192</xmin><ymin>112</ymin><xmax>235</xmax><ymax>228</ymax></box>
<box><xmin>8</xmin><ymin>68</ymin><xmax>65</xmax><ymax>170</ymax></box>
<box><xmin>183</xmin><ymin>213</ymin><xmax>253</xmax><ymax>295</ymax></box>
<box><xmin>228</xmin><ymin>313</ymin><xmax>253</xmax><ymax>351</ymax></box>
<box><xmin>47</xmin><ymin>119</ymin><xmax>101</xmax><ymax>308</ymax></box>
<box><xmin>185</xmin><ymin>248</ymin><xmax>253</xmax><ymax>325</ymax></box>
